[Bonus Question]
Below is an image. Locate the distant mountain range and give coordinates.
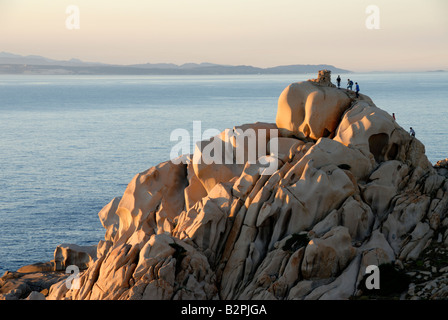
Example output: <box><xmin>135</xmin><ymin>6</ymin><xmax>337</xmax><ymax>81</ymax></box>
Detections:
<box><xmin>0</xmin><ymin>52</ymin><xmax>352</xmax><ymax>75</ymax></box>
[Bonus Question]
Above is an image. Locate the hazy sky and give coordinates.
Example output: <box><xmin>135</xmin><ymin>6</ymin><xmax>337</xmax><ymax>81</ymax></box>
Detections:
<box><xmin>1</xmin><ymin>0</ymin><xmax>447</xmax><ymax>71</ymax></box>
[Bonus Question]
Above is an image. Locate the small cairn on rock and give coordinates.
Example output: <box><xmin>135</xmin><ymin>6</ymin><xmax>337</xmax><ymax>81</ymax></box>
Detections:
<box><xmin>308</xmin><ymin>69</ymin><xmax>336</xmax><ymax>88</ymax></box>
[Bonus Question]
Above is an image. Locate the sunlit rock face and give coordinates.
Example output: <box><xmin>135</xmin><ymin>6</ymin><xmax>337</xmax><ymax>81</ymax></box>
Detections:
<box><xmin>45</xmin><ymin>71</ymin><xmax>448</xmax><ymax>300</ymax></box>
<box><xmin>276</xmin><ymin>70</ymin><xmax>351</xmax><ymax>140</ymax></box>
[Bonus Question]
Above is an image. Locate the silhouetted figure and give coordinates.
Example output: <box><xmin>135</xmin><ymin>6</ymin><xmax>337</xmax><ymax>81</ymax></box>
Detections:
<box><xmin>392</xmin><ymin>113</ymin><xmax>396</xmax><ymax>120</ymax></box>
<box><xmin>336</xmin><ymin>75</ymin><xmax>341</xmax><ymax>88</ymax></box>
<box><xmin>410</xmin><ymin>127</ymin><xmax>415</xmax><ymax>137</ymax></box>
<box><xmin>355</xmin><ymin>82</ymin><xmax>360</xmax><ymax>98</ymax></box>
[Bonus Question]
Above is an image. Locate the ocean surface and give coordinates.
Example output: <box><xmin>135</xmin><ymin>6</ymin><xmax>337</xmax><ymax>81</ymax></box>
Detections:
<box><xmin>1</xmin><ymin>72</ymin><xmax>447</xmax><ymax>275</ymax></box>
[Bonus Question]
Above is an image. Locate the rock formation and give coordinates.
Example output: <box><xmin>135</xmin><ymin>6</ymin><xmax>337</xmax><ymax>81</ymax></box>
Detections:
<box><xmin>2</xmin><ymin>70</ymin><xmax>448</xmax><ymax>300</ymax></box>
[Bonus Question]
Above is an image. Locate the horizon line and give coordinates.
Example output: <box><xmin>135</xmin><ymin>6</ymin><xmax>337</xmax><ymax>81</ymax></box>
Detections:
<box><xmin>0</xmin><ymin>51</ymin><xmax>446</xmax><ymax>74</ymax></box>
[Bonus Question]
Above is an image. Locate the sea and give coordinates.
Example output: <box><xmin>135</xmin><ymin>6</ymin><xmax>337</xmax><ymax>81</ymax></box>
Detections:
<box><xmin>1</xmin><ymin>72</ymin><xmax>447</xmax><ymax>275</ymax></box>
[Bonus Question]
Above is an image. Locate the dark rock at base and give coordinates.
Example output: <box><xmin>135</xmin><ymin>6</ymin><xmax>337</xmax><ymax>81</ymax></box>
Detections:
<box><xmin>0</xmin><ymin>265</ymin><xmax>68</xmax><ymax>300</ymax></box>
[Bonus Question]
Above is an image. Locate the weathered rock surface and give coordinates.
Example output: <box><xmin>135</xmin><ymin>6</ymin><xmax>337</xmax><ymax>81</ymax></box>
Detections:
<box><xmin>276</xmin><ymin>70</ymin><xmax>352</xmax><ymax>140</ymax></box>
<box><xmin>2</xmin><ymin>70</ymin><xmax>447</xmax><ymax>300</ymax></box>
<box><xmin>0</xmin><ymin>268</ymin><xmax>68</xmax><ymax>300</ymax></box>
<box><xmin>54</xmin><ymin>243</ymin><xmax>98</xmax><ymax>271</ymax></box>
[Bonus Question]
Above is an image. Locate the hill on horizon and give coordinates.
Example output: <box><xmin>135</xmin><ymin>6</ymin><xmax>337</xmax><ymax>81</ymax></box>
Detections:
<box><xmin>0</xmin><ymin>52</ymin><xmax>352</xmax><ymax>75</ymax></box>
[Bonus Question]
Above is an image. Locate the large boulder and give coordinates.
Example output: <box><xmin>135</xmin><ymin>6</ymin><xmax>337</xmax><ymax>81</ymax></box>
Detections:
<box><xmin>191</xmin><ymin>122</ymin><xmax>278</xmax><ymax>194</ymax></box>
<box><xmin>276</xmin><ymin>70</ymin><xmax>352</xmax><ymax>140</ymax></box>
<box><xmin>301</xmin><ymin>226</ymin><xmax>356</xmax><ymax>279</ymax></box>
<box><xmin>53</xmin><ymin>243</ymin><xmax>97</xmax><ymax>271</ymax></box>
<box><xmin>334</xmin><ymin>100</ymin><xmax>432</xmax><ymax>171</ymax></box>
<box><xmin>114</xmin><ymin>160</ymin><xmax>188</xmax><ymax>243</ymax></box>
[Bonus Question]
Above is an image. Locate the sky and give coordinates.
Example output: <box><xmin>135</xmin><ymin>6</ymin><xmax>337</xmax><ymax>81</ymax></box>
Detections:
<box><xmin>0</xmin><ymin>0</ymin><xmax>447</xmax><ymax>71</ymax></box>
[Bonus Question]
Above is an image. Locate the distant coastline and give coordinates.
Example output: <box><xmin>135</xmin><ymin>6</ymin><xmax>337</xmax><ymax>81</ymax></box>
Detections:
<box><xmin>0</xmin><ymin>52</ymin><xmax>351</xmax><ymax>75</ymax></box>
<box><xmin>0</xmin><ymin>63</ymin><xmax>352</xmax><ymax>76</ymax></box>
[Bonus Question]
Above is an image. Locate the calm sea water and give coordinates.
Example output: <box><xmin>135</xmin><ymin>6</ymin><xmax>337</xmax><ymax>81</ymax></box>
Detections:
<box><xmin>0</xmin><ymin>72</ymin><xmax>447</xmax><ymax>275</ymax></box>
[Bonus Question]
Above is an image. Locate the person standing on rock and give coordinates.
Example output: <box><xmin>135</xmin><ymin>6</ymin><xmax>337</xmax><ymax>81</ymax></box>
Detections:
<box><xmin>336</xmin><ymin>75</ymin><xmax>341</xmax><ymax>88</ymax></box>
<box><xmin>355</xmin><ymin>82</ymin><xmax>360</xmax><ymax>98</ymax></box>
<box><xmin>410</xmin><ymin>127</ymin><xmax>416</xmax><ymax>137</ymax></box>
<box><xmin>347</xmin><ymin>79</ymin><xmax>353</xmax><ymax>90</ymax></box>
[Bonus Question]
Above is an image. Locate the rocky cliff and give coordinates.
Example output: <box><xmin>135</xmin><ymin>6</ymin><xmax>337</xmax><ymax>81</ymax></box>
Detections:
<box><xmin>2</xmin><ymin>70</ymin><xmax>448</xmax><ymax>300</ymax></box>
